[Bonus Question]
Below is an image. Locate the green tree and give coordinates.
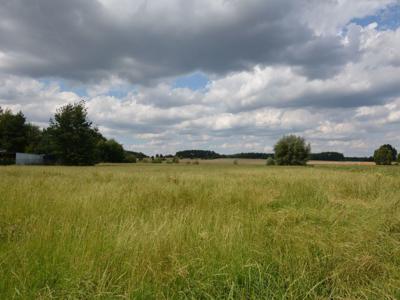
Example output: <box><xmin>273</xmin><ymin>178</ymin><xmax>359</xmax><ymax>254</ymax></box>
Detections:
<box><xmin>0</xmin><ymin>107</ymin><xmax>28</xmax><ymax>152</ymax></box>
<box><xmin>97</xmin><ymin>139</ymin><xmax>125</xmax><ymax>163</ymax></box>
<box><xmin>274</xmin><ymin>135</ymin><xmax>311</xmax><ymax>166</ymax></box>
<box><xmin>380</xmin><ymin>144</ymin><xmax>397</xmax><ymax>161</ymax></box>
<box><xmin>47</xmin><ymin>101</ymin><xmax>101</xmax><ymax>165</ymax></box>
<box><xmin>24</xmin><ymin>124</ymin><xmax>43</xmax><ymax>154</ymax></box>
<box><xmin>374</xmin><ymin>145</ymin><xmax>395</xmax><ymax>165</ymax></box>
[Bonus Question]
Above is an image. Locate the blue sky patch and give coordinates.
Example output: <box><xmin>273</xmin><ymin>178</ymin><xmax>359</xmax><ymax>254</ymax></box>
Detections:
<box><xmin>173</xmin><ymin>72</ymin><xmax>210</xmax><ymax>91</ymax></box>
<box><xmin>352</xmin><ymin>4</ymin><xmax>400</xmax><ymax>30</ymax></box>
<box><xmin>40</xmin><ymin>78</ymin><xmax>88</xmax><ymax>97</ymax></box>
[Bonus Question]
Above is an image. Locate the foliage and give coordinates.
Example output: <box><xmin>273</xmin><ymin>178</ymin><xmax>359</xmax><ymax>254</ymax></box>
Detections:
<box><xmin>97</xmin><ymin>139</ymin><xmax>125</xmax><ymax>163</ymax></box>
<box><xmin>151</xmin><ymin>157</ymin><xmax>163</xmax><ymax>163</ymax></box>
<box><xmin>124</xmin><ymin>153</ymin><xmax>137</xmax><ymax>163</ymax></box>
<box><xmin>343</xmin><ymin>156</ymin><xmax>374</xmax><ymax>162</ymax></box>
<box><xmin>374</xmin><ymin>145</ymin><xmax>395</xmax><ymax>165</ymax></box>
<box><xmin>176</xmin><ymin>150</ymin><xmax>221</xmax><ymax>159</ymax></box>
<box><xmin>0</xmin><ymin>152</ymin><xmax>15</xmax><ymax>165</ymax></box>
<box><xmin>266</xmin><ymin>157</ymin><xmax>275</xmax><ymax>165</ymax></box>
<box><xmin>46</xmin><ymin>101</ymin><xmax>102</xmax><ymax>165</ymax></box>
<box><xmin>225</xmin><ymin>152</ymin><xmax>272</xmax><ymax>159</ymax></box>
<box><xmin>0</xmin><ymin>108</ymin><xmax>28</xmax><ymax>152</ymax></box>
<box><xmin>24</xmin><ymin>124</ymin><xmax>43</xmax><ymax>154</ymax></box>
<box><xmin>125</xmin><ymin>150</ymin><xmax>148</xmax><ymax>160</ymax></box>
<box><xmin>274</xmin><ymin>135</ymin><xmax>311</xmax><ymax>165</ymax></box>
<box><xmin>310</xmin><ymin>152</ymin><xmax>344</xmax><ymax>161</ymax></box>
<box><xmin>175</xmin><ymin>150</ymin><xmax>274</xmax><ymax>160</ymax></box>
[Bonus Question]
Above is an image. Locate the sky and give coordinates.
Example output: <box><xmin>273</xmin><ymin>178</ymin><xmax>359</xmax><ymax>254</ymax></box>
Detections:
<box><xmin>1</xmin><ymin>0</ymin><xmax>400</xmax><ymax>156</ymax></box>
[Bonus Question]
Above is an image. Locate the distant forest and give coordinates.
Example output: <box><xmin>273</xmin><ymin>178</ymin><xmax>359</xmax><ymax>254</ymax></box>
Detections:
<box><xmin>175</xmin><ymin>150</ymin><xmax>373</xmax><ymax>162</ymax></box>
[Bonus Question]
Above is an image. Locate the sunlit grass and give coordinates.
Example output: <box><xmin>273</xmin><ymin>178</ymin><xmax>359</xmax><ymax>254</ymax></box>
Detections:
<box><xmin>1</xmin><ymin>163</ymin><xmax>400</xmax><ymax>299</ymax></box>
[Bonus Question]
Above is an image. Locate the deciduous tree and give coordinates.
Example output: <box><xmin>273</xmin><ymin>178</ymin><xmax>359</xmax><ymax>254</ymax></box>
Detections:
<box><xmin>274</xmin><ymin>135</ymin><xmax>311</xmax><ymax>166</ymax></box>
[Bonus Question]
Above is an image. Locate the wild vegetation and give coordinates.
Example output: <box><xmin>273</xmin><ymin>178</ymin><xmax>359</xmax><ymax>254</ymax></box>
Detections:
<box><xmin>0</xmin><ymin>104</ymin><xmax>389</xmax><ymax>166</ymax></box>
<box><xmin>0</xmin><ymin>103</ymin><xmax>129</xmax><ymax>165</ymax></box>
<box><xmin>273</xmin><ymin>135</ymin><xmax>311</xmax><ymax>166</ymax></box>
<box><xmin>176</xmin><ymin>149</ymin><xmax>373</xmax><ymax>162</ymax></box>
<box><xmin>1</xmin><ymin>163</ymin><xmax>400</xmax><ymax>299</ymax></box>
<box><xmin>374</xmin><ymin>144</ymin><xmax>398</xmax><ymax>165</ymax></box>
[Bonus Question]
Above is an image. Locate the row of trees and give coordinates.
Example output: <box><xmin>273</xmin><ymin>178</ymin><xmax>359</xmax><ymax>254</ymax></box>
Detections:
<box><xmin>271</xmin><ymin>137</ymin><xmax>400</xmax><ymax>166</ymax></box>
<box><xmin>0</xmin><ymin>102</ymin><xmax>132</xmax><ymax>165</ymax></box>
<box><xmin>2</xmin><ymin>102</ymin><xmax>398</xmax><ymax>166</ymax></box>
<box><xmin>175</xmin><ymin>150</ymin><xmax>272</xmax><ymax>160</ymax></box>
<box><xmin>176</xmin><ymin>149</ymin><xmax>375</xmax><ymax>162</ymax></box>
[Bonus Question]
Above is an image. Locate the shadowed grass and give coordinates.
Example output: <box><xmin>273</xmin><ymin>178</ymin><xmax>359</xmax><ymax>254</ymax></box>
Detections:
<box><xmin>1</xmin><ymin>164</ymin><xmax>400</xmax><ymax>299</ymax></box>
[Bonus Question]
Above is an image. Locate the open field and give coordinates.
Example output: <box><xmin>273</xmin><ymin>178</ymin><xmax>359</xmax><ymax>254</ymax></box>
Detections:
<box><xmin>1</xmin><ymin>164</ymin><xmax>400</xmax><ymax>299</ymax></box>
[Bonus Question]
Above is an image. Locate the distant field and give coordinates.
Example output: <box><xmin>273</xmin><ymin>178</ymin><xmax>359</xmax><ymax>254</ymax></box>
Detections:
<box><xmin>180</xmin><ymin>158</ymin><xmax>375</xmax><ymax>166</ymax></box>
<box><xmin>180</xmin><ymin>158</ymin><xmax>267</xmax><ymax>165</ymax></box>
<box><xmin>308</xmin><ymin>160</ymin><xmax>375</xmax><ymax>166</ymax></box>
<box><xmin>1</xmin><ymin>164</ymin><xmax>400</xmax><ymax>299</ymax></box>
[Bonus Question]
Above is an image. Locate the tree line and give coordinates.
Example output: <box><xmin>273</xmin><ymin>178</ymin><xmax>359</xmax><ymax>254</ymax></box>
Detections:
<box><xmin>175</xmin><ymin>149</ymin><xmax>372</xmax><ymax>162</ymax></box>
<box><xmin>1</xmin><ymin>102</ymin><xmax>398</xmax><ymax>166</ymax></box>
<box><xmin>0</xmin><ymin>102</ymin><xmax>136</xmax><ymax>165</ymax></box>
<box><xmin>176</xmin><ymin>139</ymin><xmax>397</xmax><ymax>166</ymax></box>
<box><xmin>175</xmin><ymin>151</ymin><xmax>273</xmax><ymax>160</ymax></box>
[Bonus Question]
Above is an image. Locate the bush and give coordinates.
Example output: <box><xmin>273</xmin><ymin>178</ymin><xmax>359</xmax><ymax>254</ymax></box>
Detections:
<box><xmin>124</xmin><ymin>153</ymin><xmax>137</xmax><ymax>163</ymax></box>
<box><xmin>97</xmin><ymin>139</ymin><xmax>125</xmax><ymax>163</ymax></box>
<box><xmin>233</xmin><ymin>159</ymin><xmax>238</xmax><ymax>165</ymax></box>
<box><xmin>172</xmin><ymin>157</ymin><xmax>180</xmax><ymax>164</ymax></box>
<box><xmin>374</xmin><ymin>145</ymin><xmax>395</xmax><ymax>165</ymax></box>
<box><xmin>274</xmin><ymin>135</ymin><xmax>311</xmax><ymax>166</ymax></box>
<box><xmin>152</xmin><ymin>158</ymin><xmax>163</xmax><ymax>164</ymax></box>
<box><xmin>266</xmin><ymin>157</ymin><xmax>275</xmax><ymax>166</ymax></box>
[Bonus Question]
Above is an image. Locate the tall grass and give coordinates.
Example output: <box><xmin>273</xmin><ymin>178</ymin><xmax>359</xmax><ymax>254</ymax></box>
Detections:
<box><xmin>1</xmin><ymin>164</ymin><xmax>400</xmax><ymax>299</ymax></box>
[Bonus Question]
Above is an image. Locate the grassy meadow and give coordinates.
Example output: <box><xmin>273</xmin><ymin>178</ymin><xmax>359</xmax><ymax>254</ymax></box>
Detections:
<box><xmin>1</xmin><ymin>162</ymin><xmax>400</xmax><ymax>299</ymax></box>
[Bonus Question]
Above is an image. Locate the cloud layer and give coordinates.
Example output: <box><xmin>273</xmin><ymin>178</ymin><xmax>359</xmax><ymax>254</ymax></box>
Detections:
<box><xmin>1</xmin><ymin>0</ymin><xmax>400</xmax><ymax>155</ymax></box>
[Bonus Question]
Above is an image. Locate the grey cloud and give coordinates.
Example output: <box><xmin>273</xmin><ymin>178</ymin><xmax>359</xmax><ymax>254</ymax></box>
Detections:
<box><xmin>0</xmin><ymin>0</ymin><xmax>362</xmax><ymax>83</ymax></box>
<box><xmin>294</xmin><ymin>81</ymin><xmax>400</xmax><ymax>109</ymax></box>
<box><xmin>286</xmin><ymin>34</ymin><xmax>361</xmax><ymax>78</ymax></box>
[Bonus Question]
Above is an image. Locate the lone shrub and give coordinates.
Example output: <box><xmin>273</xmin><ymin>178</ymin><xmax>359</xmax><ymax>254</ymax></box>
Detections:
<box><xmin>266</xmin><ymin>157</ymin><xmax>275</xmax><ymax>166</ymax></box>
<box><xmin>374</xmin><ymin>145</ymin><xmax>395</xmax><ymax>165</ymax></box>
<box><xmin>274</xmin><ymin>135</ymin><xmax>311</xmax><ymax>166</ymax></box>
